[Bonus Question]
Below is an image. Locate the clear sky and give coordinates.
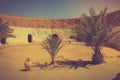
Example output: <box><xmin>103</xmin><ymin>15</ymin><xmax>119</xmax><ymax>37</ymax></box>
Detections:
<box><xmin>0</xmin><ymin>0</ymin><xmax>120</xmax><ymax>18</ymax></box>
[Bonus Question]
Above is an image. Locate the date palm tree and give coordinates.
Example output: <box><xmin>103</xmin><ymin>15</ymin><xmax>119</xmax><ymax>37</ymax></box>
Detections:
<box><xmin>0</xmin><ymin>19</ymin><xmax>14</xmax><ymax>44</ymax></box>
<box><xmin>73</xmin><ymin>7</ymin><xmax>120</xmax><ymax>64</ymax></box>
<box><xmin>41</xmin><ymin>34</ymin><xmax>63</xmax><ymax>65</ymax></box>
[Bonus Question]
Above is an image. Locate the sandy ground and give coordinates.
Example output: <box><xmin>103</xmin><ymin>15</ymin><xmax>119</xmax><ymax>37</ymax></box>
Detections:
<box><xmin>0</xmin><ymin>42</ymin><xmax>120</xmax><ymax>80</ymax></box>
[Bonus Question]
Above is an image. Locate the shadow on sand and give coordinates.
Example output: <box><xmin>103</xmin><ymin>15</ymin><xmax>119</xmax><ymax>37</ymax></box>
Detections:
<box><xmin>20</xmin><ymin>69</ymin><xmax>30</xmax><ymax>71</ymax></box>
<box><xmin>55</xmin><ymin>59</ymin><xmax>93</xmax><ymax>69</ymax></box>
<box><xmin>112</xmin><ymin>73</ymin><xmax>120</xmax><ymax>80</ymax></box>
<box><xmin>32</xmin><ymin>59</ymin><xmax>95</xmax><ymax>70</ymax></box>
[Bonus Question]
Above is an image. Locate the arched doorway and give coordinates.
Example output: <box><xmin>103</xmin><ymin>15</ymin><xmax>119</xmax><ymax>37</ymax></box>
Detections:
<box><xmin>1</xmin><ymin>38</ymin><xmax>6</xmax><ymax>44</ymax></box>
<box><xmin>52</xmin><ymin>34</ymin><xmax>58</xmax><ymax>39</ymax></box>
<box><xmin>28</xmin><ymin>34</ymin><xmax>32</xmax><ymax>43</ymax></box>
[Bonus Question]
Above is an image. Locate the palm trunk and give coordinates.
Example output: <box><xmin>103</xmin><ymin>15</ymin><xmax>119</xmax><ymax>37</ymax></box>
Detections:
<box><xmin>50</xmin><ymin>56</ymin><xmax>55</xmax><ymax>65</ymax></box>
<box><xmin>92</xmin><ymin>44</ymin><xmax>104</xmax><ymax>64</ymax></box>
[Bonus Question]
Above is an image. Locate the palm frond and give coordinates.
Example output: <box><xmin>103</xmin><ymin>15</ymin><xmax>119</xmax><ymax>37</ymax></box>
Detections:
<box><xmin>105</xmin><ymin>31</ymin><xmax>120</xmax><ymax>42</ymax></box>
<box><xmin>72</xmin><ymin>7</ymin><xmax>119</xmax><ymax>49</ymax></box>
<box><xmin>0</xmin><ymin>19</ymin><xmax>15</xmax><ymax>39</ymax></box>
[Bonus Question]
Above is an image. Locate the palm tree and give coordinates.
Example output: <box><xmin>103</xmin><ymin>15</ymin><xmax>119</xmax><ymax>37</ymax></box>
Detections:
<box><xmin>72</xmin><ymin>7</ymin><xmax>120</xmax><ymax>64</ymax></box>
<box><xmin>41</xmin><ymin>34</ymin><xmax>63</xmax><ymax>65</ymax></box>
<box><xmin>0</xmin><ymin>18</ymin><xmax>14</xmax><ymax>44</ymax></box>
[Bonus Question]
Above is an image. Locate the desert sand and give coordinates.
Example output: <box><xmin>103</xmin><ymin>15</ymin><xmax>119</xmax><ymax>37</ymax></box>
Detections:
<box><xmin>0</xmin><ymin>42</ymin><xmax>120</xmax><ymax>80</ymax></box>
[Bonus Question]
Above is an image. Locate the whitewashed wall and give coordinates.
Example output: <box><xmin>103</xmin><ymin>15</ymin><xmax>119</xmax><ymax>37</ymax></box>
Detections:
<box><xmin>7</xmin><ymin>26</ymin><xmax>72</xmax><ymax>44</ymax></box>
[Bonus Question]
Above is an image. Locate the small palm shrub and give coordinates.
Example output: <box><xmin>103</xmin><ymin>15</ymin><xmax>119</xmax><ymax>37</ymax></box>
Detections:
<box><xmin>41</xmin><ymin>34</ymin><xmax>63</xmax><ymax>65</ymax></box>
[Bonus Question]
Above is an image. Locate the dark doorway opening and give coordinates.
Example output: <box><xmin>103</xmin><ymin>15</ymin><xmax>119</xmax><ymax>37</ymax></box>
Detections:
<box><xmin>28</xmin><ymin>34</ymin><xmax>32</xmax><ymax>43</ymax></box>
<box><xmin>52</xmin><ymin>34</ymin><xmax>58</xmax><ymax>39</ymax></box>
<box><xmin>1</xmin><ymin>38</ymin><xmax>6</xmax><ymax>44</ymax></box>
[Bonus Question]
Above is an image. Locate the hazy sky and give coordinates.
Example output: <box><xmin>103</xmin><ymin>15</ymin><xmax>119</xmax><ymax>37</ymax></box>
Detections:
<box><xmin>0</xmin><ymin>0</ymin><xmax>120</xmax><ymax>18</ymax></box>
